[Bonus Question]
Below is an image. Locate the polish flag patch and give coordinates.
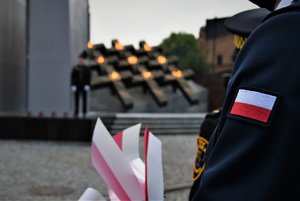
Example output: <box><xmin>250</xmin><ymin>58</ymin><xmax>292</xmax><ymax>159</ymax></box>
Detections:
<box><xmin>230</xmin><ymin>89</ymin><xmax>277</xmax><ymax>124</ymax></box>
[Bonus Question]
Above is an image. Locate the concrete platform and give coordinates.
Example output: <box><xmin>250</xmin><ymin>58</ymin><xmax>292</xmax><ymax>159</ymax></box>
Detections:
<box><xmin>0</xmin><ymin>134</ymin><xmax>198</xmax><ymax>200</ymax></box>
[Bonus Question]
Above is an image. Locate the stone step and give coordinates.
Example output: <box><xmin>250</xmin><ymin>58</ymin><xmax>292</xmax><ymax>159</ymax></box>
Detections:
<box><xmin>94</xmin><ymin>113</ymin><xmax>206</xmax><ymax>135</ymax></box>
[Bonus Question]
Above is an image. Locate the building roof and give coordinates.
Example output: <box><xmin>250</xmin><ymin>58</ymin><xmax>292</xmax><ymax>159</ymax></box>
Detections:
<box><xmin>201</xmin><ymin>17</ymin><xmax>231</xmax><ymax>39</ymax></box>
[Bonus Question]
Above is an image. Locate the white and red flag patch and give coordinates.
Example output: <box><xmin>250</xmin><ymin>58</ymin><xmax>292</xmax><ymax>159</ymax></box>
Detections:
<box><xmin>230</xmin><ymin>89</ymin><xmax>277</xmax><ymax>124</ymax></box>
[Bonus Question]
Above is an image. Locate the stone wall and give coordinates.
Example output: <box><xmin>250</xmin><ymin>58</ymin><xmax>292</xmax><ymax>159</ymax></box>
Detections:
<box><xmin>0</xmin><ymin>0</ymin><xmax>27</xmax><ymax>113</ymax></box>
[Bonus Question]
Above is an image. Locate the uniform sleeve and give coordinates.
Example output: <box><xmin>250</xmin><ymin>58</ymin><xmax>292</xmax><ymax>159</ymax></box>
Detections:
<box><xmin>192</xmin><ymin>12</ymin><xmax>300</xmax><ymax>201</ymax></box>
<box><xmin>189</xmin><ymin>111</ymin><xmax>220</xmax><ymax>201</ymax></box>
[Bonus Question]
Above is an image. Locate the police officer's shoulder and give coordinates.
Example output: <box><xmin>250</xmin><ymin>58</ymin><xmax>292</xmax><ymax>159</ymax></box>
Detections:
<box><xmin>205</xmin><ymin>108</ymin><xmax>221</xmax><ymax>119</ymax></box>
<box><xmin>199</xmin><ymin>109</ymin><xmax>221</xmax><ymax>140</ymax></box>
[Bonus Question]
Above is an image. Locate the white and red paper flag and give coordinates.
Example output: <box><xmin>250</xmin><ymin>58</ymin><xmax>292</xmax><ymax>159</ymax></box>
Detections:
<box><xmin>230</xmin><ymin>89</ymin><xmax>277</xmax><ymax>123</ymax></box>
<box><xmin>79</xmin><ymin>118</ymin><xmax>164</xmax><ymax>201</ymax></box>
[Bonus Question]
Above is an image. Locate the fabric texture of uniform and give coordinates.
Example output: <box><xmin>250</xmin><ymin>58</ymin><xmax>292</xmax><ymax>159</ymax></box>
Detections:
<box><xmin>192</xmin><ymin>2</ymin><xmax>300</xmax><ymax>201</ymax></box>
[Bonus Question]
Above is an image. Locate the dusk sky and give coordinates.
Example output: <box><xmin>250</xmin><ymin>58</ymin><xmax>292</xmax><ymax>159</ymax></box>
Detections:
<box><xmin>89</xmin><ymin>0</ymin><xmax>257</xmax><ymax>47</ymax></box>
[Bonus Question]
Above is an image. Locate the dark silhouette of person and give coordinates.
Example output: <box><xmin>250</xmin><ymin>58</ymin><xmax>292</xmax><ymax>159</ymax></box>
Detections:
<box><xmin>71</xmin><ymin>52</ymin><xmax>91</xmax><ymax>117</ymax></box>
<box><xmin>189</xmin><ymin>7</ymin><xmax>270</xmax><ymax>201</ymax></box>
<box><xmin>192</xmin><ymin>0</ymin><xmax>300</xmax><ymax>200</ymax></box>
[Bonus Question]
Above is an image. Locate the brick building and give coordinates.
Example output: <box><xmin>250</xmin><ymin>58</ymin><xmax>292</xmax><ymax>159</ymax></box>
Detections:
<box><xmin>198</xmin><ymin>18</ymin><xmax>235</xmax><ymax>111</ymax></box>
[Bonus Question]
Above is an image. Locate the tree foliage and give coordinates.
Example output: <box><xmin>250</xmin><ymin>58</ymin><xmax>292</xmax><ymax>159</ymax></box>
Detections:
<box><xmin>160</xmin><ymin>32</ymin><xmax>207</xmax><ymax>77</ymax></box>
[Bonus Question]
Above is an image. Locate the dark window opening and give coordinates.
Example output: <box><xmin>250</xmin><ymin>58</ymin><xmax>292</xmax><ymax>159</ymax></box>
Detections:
<box><xmin>217</xmin><ymin>55</ymin><xmax>223</xmax><ymax>65</ymax></box>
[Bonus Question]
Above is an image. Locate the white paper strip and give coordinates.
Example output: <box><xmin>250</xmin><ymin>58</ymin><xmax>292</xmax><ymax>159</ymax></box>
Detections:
<box><xmin>78</xmin><ymin>187</ymin><xmax>106</xmax><ymax>201</ymax></box>
<box><xmin>122</xmin><ymin>123</ymin><xmax>141</xmax><ymax>161</ymax></box>
<box><xmin>108</xmin><ymin>189</ymin><xmax>121</xmax><ymax>201</ymax></box>
<box><xmin>92</xmin><ymin>118</ymin><xmax>144</xmax><ymax>201</ymax></box>
<box><xmin>146</xmin><ymin>130</ymin><xmax>164</xmax><ymax>201</ymax></box>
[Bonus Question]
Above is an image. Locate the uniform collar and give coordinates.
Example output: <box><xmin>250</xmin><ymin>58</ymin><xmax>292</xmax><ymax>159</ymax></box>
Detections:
<box><xmin>276</xmin><ymin>0</ymin><xmax>294</xmax><ymax>10</ymax></box>
<box><xmin>264</xmin><ymin>0</ymin><xmax>300</xmax><ymax>21</ymax></box>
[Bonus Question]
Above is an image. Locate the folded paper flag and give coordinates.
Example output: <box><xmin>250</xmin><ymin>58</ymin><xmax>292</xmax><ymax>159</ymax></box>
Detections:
<box><xmin>79</xmin><ymin>118</ymin><xmax>164</xmax><ymax>201</ymax></box>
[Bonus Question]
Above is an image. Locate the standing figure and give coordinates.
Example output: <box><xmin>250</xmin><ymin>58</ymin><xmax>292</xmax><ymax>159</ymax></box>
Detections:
<box><xmin>71</xmin><ymin>52</ymin><xmax>91</xmax><ymax>117</ymax></box>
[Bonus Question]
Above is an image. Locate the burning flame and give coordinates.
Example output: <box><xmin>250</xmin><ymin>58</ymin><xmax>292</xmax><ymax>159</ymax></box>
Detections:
<box><xmin>109</xmin><ymin>71</ymin><xmax>121</xmax><ymax>81</ymax></box>
<box><xmin>172</xmin><ymin>69</ymin><xmax>183</xmax><ymax>79</ymax></box>
<box><xmin>157</xmin><ymin>56</ymin><xmax>167</xmax><ymax>65</ymax></box>
<box><xmin>142</xmin><ymin>71</ymin><xmax>153</xmax><ymax>80</ymax></box>
<box><xmin>115</xmin><ymin>41</ymin><xmax>124</xmax><ymax>51</ymax></box>
<box><xmin>143</xmin><ymin>43</ymin><xmax>152</xmax><ymax>52</ymax></box>
<box><xmin>97</xmin><ymin>56</ymin><xmax>105</xmax><ymax>64</ymax></box>
<box><xmin>127</xmin><ymin>56</ymin><xmax>138</xmax><ymax>65</ymax></box>
<box><xmin>87</xmin><ymin>41</ymin><xmax>94</xmax><ymax>49</ymax></box>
